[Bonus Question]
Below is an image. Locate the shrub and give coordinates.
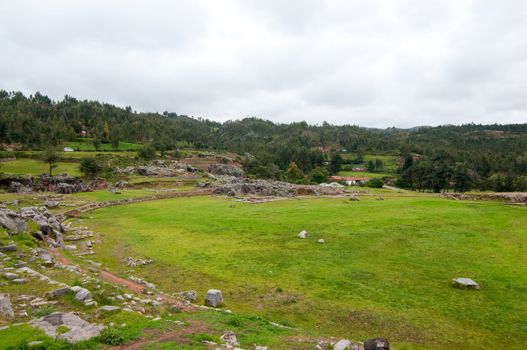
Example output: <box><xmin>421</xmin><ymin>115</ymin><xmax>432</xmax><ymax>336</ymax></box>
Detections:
<box><xmin>366</xmin><ymin>178</ymin><xmax>384</xmax><ymax>188</ymax></box>
<box><xmin>99</xmin><ymin>327</ymin><xmax>126</xmax><ymax>346</ymax></box>
<box><xmin>34</xmin><ymin>305</ymin><xmax>55</xmax><ymax>317</ymax></box>
<box><xmin>137</xmin><ymin>146</ymin><xmax>156</xmax><ymax>160</ymax></box>
<box><xmin>79</xmin><ymin>157</ymin><xmax>101</xmax><ymax>177</ymax></box>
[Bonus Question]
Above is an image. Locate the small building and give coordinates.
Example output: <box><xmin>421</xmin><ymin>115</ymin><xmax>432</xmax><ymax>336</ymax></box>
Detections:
<box><xmin>329</xmin><ymin>176</ymin><xmax>369</xmax><ymax>186</ymax></box>
<box><xmin>63</xmin><ymin>147</ymin><xmax>74</xmax><ymax>152</ymax></box>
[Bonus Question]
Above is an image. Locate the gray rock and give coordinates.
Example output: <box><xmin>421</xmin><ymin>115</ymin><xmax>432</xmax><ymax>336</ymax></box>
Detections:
<box><xmin>44</xmin><ymin>200</ymin><xmax>60</xmax><ymax>208</ymax></box>
<box><xmin>0</xmin><ymin>243</ymin><xmax>17</xmax><ymax>252</ymax></box>
<box><xmin>39</xmin><ymin>251</ymin><xmax>54</xmax><ymax>267</ymax></box>
<box><xmin>298</xmin><ymin>230</ymin><xmax>308</xmax><ymax>239</ymax></box>
<box><xmin>205</xmin><ymin>289</ymin><xmax>223</xmax><ymax>307</ymax></box>
<box><xmin>208</xmin><ymin>164</ymin><xmax>245</xmax><ymax>178</ymax></box>
<box><xmin>452</xmin><ymin>278</ymin><xmax>480</xmax><ymax>290</ymax></box>
<box><xmin>0</xmin><ymin>293</ymin><xmax>14</xmax><ymax>319</ymax></box>
<box><xmin>220</xmin><ymin>331</ymin><xmax>239</xmax><ymax>347</ymax></box>
<box><xmin>3</xmin><ymin>272</ymin><xmax>18</xmax><ymax>280</ymax></box>
<box><xmin>46</xmin><ymin>287</ymin><xmax>71</xmax><ymax>299</ymax></box>
<box><xmin>333</xmin><ymin>339</ymin><xmax>352</xmax><ymax>350</ymax></box>
<box><xmin>182</xmin><ymin>290</ymin><xmax>197</xmax><ymax>302</ymax></box>
<box><xmin>12</xmin><ymin>278</ymin><xmax>27</xmax><ymax>284</ymax></box>
<box><xmin>14</xmin><ymin>261</ymin><xmax>27</xmax><ymax>268</ymax></box>
<box><xmin>318</xmin><ymin>239</ymin><xmax>325</xmax><ymax>244</ymax></box>
<box><xmin>29</xmin><ymin>312</ymin><xmax>104</xmax><ymax>342</ymax></box>
<box><xmin>97</xmin><ymin>305</ymin><xmax>121</xmax><ymax>315</ymax></box>
<box><xmin>0</xmin><ymin>210</ymin><xmax>26</xmax><ymax>233</ymax></box>
<box><xmin>364</xmin><ymin>338</ymin><xmax>390</xmax><ymax>350</ymax></box>
<box><xmin>72</xmin><ymin>286</ymin><xmax>92</xmax><ymax>301</ymax></box>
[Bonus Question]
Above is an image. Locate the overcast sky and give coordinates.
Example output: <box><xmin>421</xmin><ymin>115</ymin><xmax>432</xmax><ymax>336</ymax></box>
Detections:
<box><xmin>1</xmin><ymin>1</ymin><xmax>526</xmax><ymax>127</ymax></box>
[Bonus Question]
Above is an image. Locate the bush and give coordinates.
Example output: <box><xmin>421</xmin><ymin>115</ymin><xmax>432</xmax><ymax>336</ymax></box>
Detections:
<box><xmin>79</xmin><ymin>157</ymin><xmax>101</xmax><ymax>177</ymax></box>
<box><xmin>137</xmin><ymin>146</ymin><xmax>156</xmax><ymax>160</ymax></box>
<box><xmin>99</xmin><ymin>327</ymin><xmax>126</xmax><ymax>346</ymax></box>
<box><xmin>366</xmin><ymin>178</ymin><xmax>384</xmax><ymax>188</ymax></box>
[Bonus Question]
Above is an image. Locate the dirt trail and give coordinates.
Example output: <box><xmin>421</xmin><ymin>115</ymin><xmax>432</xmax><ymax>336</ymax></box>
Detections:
<box><xmin>49</xmin><ymin>247</ymin><xmax>192</xmax><ymax>310</ymax></box>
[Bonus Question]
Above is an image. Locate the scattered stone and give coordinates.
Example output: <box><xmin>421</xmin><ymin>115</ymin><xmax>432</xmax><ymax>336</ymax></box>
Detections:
<box><xmin>0</xmin><ymin>243</ymin><xmax>18</xmax><ymax>252</ymax></box>
<box><xmin>377</xmin><ymin>197</ymin><xmax>385</xmax><ymax>201</ymax></box>
<box><xmin>205</xmin><ymin>289</ymin><xmax>223</xmax><ymax>307</ymax></box>
<box><xmin>12</xmin><ymin>278</ymin><xmax>27</xmax><ymax>284</ymax></box>
<box><xmin>364</xmin><ymin>338</ymin><xmax>390</xmax><ymax>350</ymax></box>
<box><xmin>71</xmin><ymin>286</ymin><xmax>92</xmax><ymax>301</ymax></box>
<box><xmin>333</xmin><ymin>339</ymin><xmax>352</xmax><ymax>350</ymax></box>
<box><xmin>124</xmin><ymin>256</ymin><xmax>153</xmax><ymax>267</ymax></box>
<box><xmin>0</xmin><ymin>293</ymin><xmax>14</xmax><ymax>319</ymax></box>
<box><xmin>220</xmin><ymin>331</ymin><xmax>239</xmax><ymax>347</ymax></box>
<box><xmin>97</xmin><ymin>305</ymin><xmax>121</xmax><ymax>315</ymax></box>
<box><xmin>349</xmin><ymin>196</ymin><xmax>360</xmax><ymax>201</ymax></box>
<box><xmin>318</xmin><ymin>239</ymin><xmax>325</xmax><ymax>244</ymax></box>
<box><xmin>44</xmin><ymin>200</ymin><xmax>60</xmax><ymax>208</ymax></box>
<box><xmin>46</xmin><ymin>287</ymin><xmax>72</xmax><ymax>299</ymax></box>
<box><xmin>3</xmin><ymin>272</ymin><xmax>18</xmax><ymax>280</ymax></box>
<box><xmin>14</xmin><ymin>261</ymin><xmax>27</xmax><ymax>268</ymax></box>
<box><xmin>452</xmin><ymin>278</ymin><xmax>480</xmax><ymax>290</ymax></box>
<box><xmin>298</xmin><ymin>230</ymin><xmax>308</xmax><ymax>239</ymax></box>
<box><xmin>65</xmin><ymin>244</ymin><xmax>77</xmax><ymax>250</ymax></box>
<box><xmin>182</xmin><ymin>290</ymin><xmax>197</xmax><ymax>302</ymax></box>
<box><xmin>255</xmin><ymin>346</ymin><xmax>268</xmax><ymax>350</ymax></box>
<box><xmin>29</xmin><ymin>312</ymin><xmax>104</xmax><ymax>342</ymax></box>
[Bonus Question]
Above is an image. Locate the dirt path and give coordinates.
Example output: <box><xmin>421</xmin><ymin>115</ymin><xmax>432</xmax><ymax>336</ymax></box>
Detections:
<box><xmin>49</xmin><ymin>247</ymin><xmax>192</xmax><ymax>310</ymax></box>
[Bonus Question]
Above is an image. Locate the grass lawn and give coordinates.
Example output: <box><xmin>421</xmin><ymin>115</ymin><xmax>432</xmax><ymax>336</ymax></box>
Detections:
<box><xmin>86</xmin><ymin>195</ymin><xmax>527</xmax><ymax>350</ymax></box>
<box><xmin>0</xmin><ymin>158</ymin><xmax>81</xmax><ymax>176</ymax></box>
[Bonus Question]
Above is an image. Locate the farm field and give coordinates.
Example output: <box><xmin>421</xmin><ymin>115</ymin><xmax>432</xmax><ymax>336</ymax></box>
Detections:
<box><xmin>85</xmin><ymin>195</ymin><xmax>527</xmax><ymax>350</ymax></box>
<box><xmin>0</xmin><ymin>158</ymin><xmax>82</xmax><ymax>176</ymax></box>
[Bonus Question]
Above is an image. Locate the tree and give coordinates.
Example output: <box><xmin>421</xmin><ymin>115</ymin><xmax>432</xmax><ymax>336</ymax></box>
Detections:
<box><xmin>453</xmin><ymin>165</ymin><xmax>472</xmax><ymax>193</ymax></box>
<box><xmin>138</xmin><ymin>146</ymin><xmax>156</xmax><ymax>160</ymax></box>
<box><xmin>41</xmin><ymin>146</ymin><xmax>61</xmax><ymax>176</ymax></box>
<box><xmin>286</xmin><ymin>161</ymin><xmax>303</xmax><ymax>183</ymax></box>
<box><xmin>80</xmin><ymin>157</ymin><xmax>101</xmax><ymax>177</ymax></box>
<box><xmin>92</xmin><ymin>139</ymin><xmax>102</xmax><ymax>151</ymax></box>
<box><xmin>367</xmin><ymin>160</ymin><xmax>375</xmax><ymax>172</ymax></box>
<box><xmin>329</xmin><ymin>153</ymin><xmax>343</xmax><ymax>175</ymax></box>
<box><xmin>366</xmin><ymin>178</ymin><xmax>384</xmax><ymax>188</ymax></box>
<box><xmin>309</xmin><ymin>166</ymin><xmax>329</xmax><ymax>184</ymax></box>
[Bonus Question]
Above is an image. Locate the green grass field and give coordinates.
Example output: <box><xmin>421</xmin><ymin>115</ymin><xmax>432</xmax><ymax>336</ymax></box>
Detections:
<box><xmin>65</xmin><ymin>138</ymin><xmax>141</xmax><ymax>151</ymax></box>
<box><xmin>86</xmin><ymin>195</ymin><xmax>527</xmax><ymax>350</ymax></box>
<box><xmin>337</xmin><ymin>170</ymin><xmax>394</xmax><ymax>178</ymax></box>
<box><xmin>0</xmin><ymin>158</ymin><xmax>82</xmax><ymax>176</ymax></box>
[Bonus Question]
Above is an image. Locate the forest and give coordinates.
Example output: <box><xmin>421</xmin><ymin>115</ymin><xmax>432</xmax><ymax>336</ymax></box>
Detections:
<box><xmin>1</xmin><ymin>90</ymin><xmax>526</xmax><ymax>192</ymax></box>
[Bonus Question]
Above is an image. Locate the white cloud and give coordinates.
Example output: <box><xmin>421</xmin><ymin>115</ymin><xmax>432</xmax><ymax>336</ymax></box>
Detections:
<box><xmin>0</xmin><ymin>0</ymin><xmax>526</xmax><ymax>127</ymax></box>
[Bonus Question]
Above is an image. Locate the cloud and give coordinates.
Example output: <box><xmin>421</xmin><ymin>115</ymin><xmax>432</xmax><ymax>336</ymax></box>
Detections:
<box><xmin>0</xmin><ymin>0</ymin><xmax>526</xmax><ymax>127</ymax></box>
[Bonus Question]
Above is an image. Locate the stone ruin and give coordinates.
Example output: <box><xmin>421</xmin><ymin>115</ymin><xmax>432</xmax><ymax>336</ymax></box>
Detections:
<box><xmin>0</xmin><ymin>204</ymin><xmax>68</xmax><ymax>247</ymax></box>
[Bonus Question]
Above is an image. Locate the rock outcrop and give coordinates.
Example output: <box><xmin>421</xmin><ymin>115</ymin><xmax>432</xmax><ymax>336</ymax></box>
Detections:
<box><xmin>0</xmin><ymin>294</ymin><xmax>14</xmax><ymax>319</ymax></box>
<box><xmin>29</xmin><ymin>312</ymin><xmax>104</xmax><ymax>342</ymax></box>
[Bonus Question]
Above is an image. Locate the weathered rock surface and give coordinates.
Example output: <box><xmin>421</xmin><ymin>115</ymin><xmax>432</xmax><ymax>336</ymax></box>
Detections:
<box><xmin>211</xmin><ymin>175</ymin><xmax>344</xmax><ymax>197</ymax></box>
<box><xmin>220</xmin><ymin>331</ymin><xmax>239</xmax><ymax>347</ymax></box>
<box><xmin>71</xmin><ymin>286</ymin><xmax>92</xmax><ymax>301</ymax></box>
<box><xmin>29</xmin><ymin>312</ymin><xmax>104</xmax><ymax>342</ymax></box>
<box><xmin>44</xmin><ymin>200</ymin><xmax>60</xmax><ymax>208</ymax></box>
<box><xmin>208</xmin><ymin>164</ymin><xmax>244</xmax><ymax>178</ymax></box>
<box><xmin>452</xmin><ymin>278</ymin><xmax>480</xmax><ymax>290</ymax></box>
<box><xmin>46</xmin><ymin>287</ymin><xmax>71</xmax><ymax>299</ymax></box>
<box><xmin>0</xmin><ymin>205</ymin><xmax>27</xmax><ymax>233</ymax></box>
<box><xmin>364</xmin><ymin>337</ymin><xmax>390</xmax><ymax>350</ymax></box>
<box><xmin>0</xmin><ymin>293</ymin><xmax>14</xmax><ymax>319</ymax></box>
<box><xmin>333</xmin><ymin>339</ymin><xmax>352</xmax><ymax>350</ymax></box>
<box><xmin>3</xmin><ymin>272</ymin><xmax>18</xmax><ymax>280</ymax></box>
<box><xmin>182</xmin><ymin>290</ymin><xmax>197</xmax><ymax>302</ymax></box>
<box><xmin>0</xmin><ymin>243</ymin><xmax>18</xmax><ymax>252</ymax></box>
<box><xmin>205</xmin><ymin>289</ymin><xmax>223</xmax><ymax>307</ymax></box>
<box><xmin>298</xmin><ymin>230</ymin><xmax>308</xmax><ymax>239</ymax></box>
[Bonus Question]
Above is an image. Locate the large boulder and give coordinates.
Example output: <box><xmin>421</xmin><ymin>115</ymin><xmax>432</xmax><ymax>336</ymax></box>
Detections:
<box><xmin>205</xmin><ymin>289</ymin><xmax>223</xmax><ymax>307</ymax></box>
<box><xmin>0</xmin><ymin>293</ymin><xmax>14</xmax><ymax>319</ymax></box>
<box><xmin>0</xmin><ymin>207</ymin><xmax>26</xmax><ymax>233</ymax></box>
<box><xmin>29</xmin><ymin>312</ymin><xmax>104</xmax><ymax>342</ymax></box>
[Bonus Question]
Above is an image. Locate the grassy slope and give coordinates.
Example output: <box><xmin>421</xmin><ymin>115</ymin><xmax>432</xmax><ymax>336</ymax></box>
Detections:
<box><xmin>65</xmin><ymin>139</ymin><xmax>141</xmax><ymax>151</ymax></box>
<box><xmin>86</xmin><ymin>196</ymin><xmax>527</xmax><ymax>350</ymax></box>
<box><xmin>0</xmin><ymin>158</ymin><xmax>81</xmax><ymax>176</ymax></box>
